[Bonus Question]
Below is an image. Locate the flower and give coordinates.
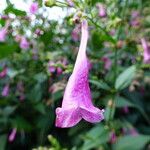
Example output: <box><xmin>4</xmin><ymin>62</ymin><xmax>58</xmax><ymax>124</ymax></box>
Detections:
<box><xmin>141</xmin><ymin>38</ymin><xmax>150</xmax><ymax>64</ymax></box>
<box><xmin>55</xmin><ymin>20</ymin><xmax>104</xmax><ymax>128</ymax></box>
<box><xmin>0</xmin><ymin>28</ymin><xmax>7</xmax><ymax>42</ymax></box>
<box><xmin>8</xmin><ymin>128</ymin><xmax>17</xmax><ymax>142</ymax></box>
<box><xmin>71</xmin><ymin>25</ymin><xmax>80</xmax><ymax>41</ymax></box>
<box><xmin>101</xmin><ymin>57</ymin><xmax>112</xmax><ymax>70</ymax></box>
<box><xmin>96</xmin><ymin>3</ymin><xmax>107</xmax><ymax>18</ymax></box>
<box><xmin>0</xmin><ymin>67</ymin><xmax>7</xmax><ymax>78</ymax></box>
<box><xmin>67</xmin><ymin>0</ymin><xmax>74</xmax><ymax>7</ymax></box>
<box><xmin>29</xmin><ymin>2</ymin><xmax>38</xmax><ymax>14</ymax></box>
<box><xmin>130</xmin><ymin>128</ymin><xmax>138</xmax><ymax>136</ymax></box>
<box><xmin>110</xmin><ymin>131</ymin><xmax>117</xmax><ymax>143</ymax></box>
<box><xmin>20</xmin><ymin>37</ymin><xmax>30</xmax><ymax>50</ymax></box>
<box><xmin>2</xmin><ymin>84</ymin><xmax>9</xmax><ymax>97</ymax></box>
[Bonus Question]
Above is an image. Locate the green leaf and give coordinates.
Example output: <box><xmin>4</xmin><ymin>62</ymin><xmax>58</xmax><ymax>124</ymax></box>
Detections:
<box><xmin>34</xmin><ymin>72</ymin><xmax>47</xmax><ymax>83</ymax></box>
<box><xmin>0</xmin><ymin>135</ymin><xmax>7</xmax><ymax>150</ymax></box>
<box><xmin>113</xmin><ymin>135</ymin><xmax>150</xmax><ymax>150</ymax></box>
<box><xmin>0</xmin><ymin>43</ymin><xmax>17</xmax><ymax>58</ymax></box>
<box><xmin>89</xmin><ymin>80</ymin><xmax>111</xmax><ymax>90</ymax></box>
<box><xmin>34</xmin><ymin>103</ymin><xmax>46</xmax><ymax>114</ymax></box>
<box><xmin>4</xmin><ymin>4</ymin><xmax>26</xmax><ymax>16</ymax></box>
<box><xmin>115</xmin><ymin>96</ymin><xmax>134</xmax><ymax>107</ymax></box>
<box><xmin>115</xmin><ymin>65</ymin><xmax>136</xmax><ymax>90</ymax></box>
<box><xmin>3</xmin><ymin>106</ymin><xmax>17</xmax><ymax>116</ymax></box>
<box><xmin>82</xmin><ymin>125</ymin><xmax>109</xmax><ymax>150</ymax></box>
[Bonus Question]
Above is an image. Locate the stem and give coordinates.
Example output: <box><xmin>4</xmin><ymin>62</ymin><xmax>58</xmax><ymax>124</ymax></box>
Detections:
<box><xmin>87</xmin><ymin>16</ymin><xmax>116</xmax><ymax>44</ymax></box>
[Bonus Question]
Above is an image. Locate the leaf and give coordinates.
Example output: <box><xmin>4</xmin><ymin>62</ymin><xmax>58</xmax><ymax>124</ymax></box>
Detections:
<box><xmin>34</xmin><ymin>72</ymin><xmax>47</xmax><ymax>83</ymax></box>
<box><xmin>81</xmin><ymin>125</ymin><xmax>110</xmax><ymax>150</ymax></box>
<box><xmin>89</xmin><ymin>80</ymin><xmax>111</xmax><ymax>90</ymax></box>
<box><xmin>115</xmin><ymin>65</ymin><xmax>136</xmax><ymax>90</ymax></box>
<box><xmin>113</xmin><ymin>135</ymin><xmax>150</xmax><ymax>150</ymax></box>
<box><xmin>115</xmin><ymin>96</ymin><xmax>134</xmax><ymax>107</ymax></box>
<box><xmin>3</xmin><ymin>106</ymin><xmax>17</xmax><ymax>116</ymax></box>
<box><xmin>0</xmin><ymin>43</ymin><xmax>17</xmax><ymax>58</ymax></box>
<box><xmin>4</xmin><ymin>4</ymin><xmax>26</xmax><ymax>16</ymax></box>
<box><xmin>34</xmin><ymin>103</ymin><xmax>46</xmax><ymax>114</ymax></box>
<box><xmin>0</xmin><ymin>135</ymin><xmax>7</xmax><ymax>150</ymax></box>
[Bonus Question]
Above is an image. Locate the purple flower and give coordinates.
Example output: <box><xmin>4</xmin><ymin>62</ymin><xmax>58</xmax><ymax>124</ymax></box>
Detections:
<box><xmin>29</xmin><ymin>2</ymin><xmax>38</xmax><ymax>14</ymax></box>
<box><xmin>2</xmin><ymin>84</ymin><xmax>9</xmax><ymax>97</ymax></box>
<box><xmin>71</xmin><ymin>25</ymin><xmax>80</xmax><ymax>41</ymax></box>
<box><xmin>101</xmin><ymin>57</ymin><xmax>112</xmax><ymax>70</ymax></box>
<box><xmin>67</xmin><ymin>0</ymin><xmax>74</xmax><ymax>7</ymax></box>
<box><xmin>0</xmin><ymin>67</ymin><xmax>7</xmax><ymax>78</ymax></box>
<box><xmin>48</xmin><ymin>61</ymin><xmax>56</xmax><ymax>73</ymax></box>
<box><xmin>20</xmin><ymin>37</ymin><xmax>30</xmax><ymax>50</ymax></box>
<box><xmin>122</xmin><ymin>106</ymin><xmax>129</xmax><ymax>114</ymax></box>
<box><xmin>141</xmin><ymin>38</ymin><xmax>150</xmax><ymax>64</ymax></box>
<box><xmin>55</xmin><ymin>20</ymin><xmax>104</xmax><ymax>128</ymax></box>
<box><xmin>110</xmin><ymin>131</ymin><xmax>117</xmax><ymax>143</ymax></box>
<box><xmin>57</xmin><ymin>67</ymin><xmax>63</xmax><ymax>75</ymax></box>
<box><xmin>0</xmin><ymin>28</ymin><xmax>7</xmax><ymax>42</ymax></box>
<box><xmin>8</xmin><ymin>128</ymin><xmax>17</xmax><ymax>142</ymax></box>
<box><xmin>130</xmin><ymin>128</ymin><xmax>138</xmax><ymax>136</ymax></box>
<box><xmin>96</xmin><ymin>3</ymin><xmax>107</xmax><ymax>18</ymax></box>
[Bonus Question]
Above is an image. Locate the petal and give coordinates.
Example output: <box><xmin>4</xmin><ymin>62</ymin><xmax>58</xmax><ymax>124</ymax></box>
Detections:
<box><xmin>55</xmin><ymin>107</ymin><xmax>82</xmax><ymax>128</ymax></box>
<box><xmin>80</xmin><ymin>107</ymin><xmax>104</xmax><ymax>123</ymax></box>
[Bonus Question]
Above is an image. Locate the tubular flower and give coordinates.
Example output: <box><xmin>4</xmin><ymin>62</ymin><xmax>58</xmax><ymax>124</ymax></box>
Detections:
<box><xmin>55</xmin><ymin>20</ymin><xmax>104</xmax><ymax>128</ymax></box>
<box><xmin>29</xmin><ymin>2</ymin><xmax>38</xmax><ymax>14</ymax></box>
<box><xmin>8</xmin><ymin>128</ymin><xmax>17</xmax><ymax>142</ymax></box>
<box><xmin>20</xmin><ymin>37</ymin><xmax>30</xmax><ymax>50</ymax></box>
<box><xmin>0</xmin><ymin>28</ymin><xmax>7</xmax><ymax>42</ymax></box>
<box><xmin>96</xmin><ymin>3</ymin><xmax>107</xmax><ymax>18</ymax></box>
<box><xmin>2</xmin><ymin>84</ymin><xmax>9</xmax><ymax>97</ymax></box>
<box><xmin>141</xmin><ymin>38</ymin><xmax>150</xmax><ymax>64</ymax></box>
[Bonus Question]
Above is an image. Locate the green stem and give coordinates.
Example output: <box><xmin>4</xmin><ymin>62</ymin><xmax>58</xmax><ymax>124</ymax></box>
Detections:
<box><xmin>87</xmin><ymin>17</ymin><xmax>116</xmax><ymax>44</ymax></box>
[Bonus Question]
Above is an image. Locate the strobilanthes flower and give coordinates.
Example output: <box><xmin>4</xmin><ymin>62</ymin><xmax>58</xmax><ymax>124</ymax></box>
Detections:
<box><xmin>96</xmin><ymin>3</ymin><xmax>107</xmax><ymax>18</ymax></box>
<box><xmin>29</xmin><ymin>2</ymin><xmax>38</xmax><ymax>14</ymax></box>
<box><xmin>8</xmin><ymin>128</ymin><xmax>17</xmax><ymax>142</ymax></box>
<box><xmin>2</xmin><ymin>84</ymin><xmax>9</xmax><ymax>97</ymax></box>
<box><xmin>141</xmin><ymin>38</ymin><xmax>150</xmax><ymax>64</ymax></box>
<box><xmin>55</xmin><ymin>20</ymin><xmax>104</xmax><ymax>128</ymax></box>
<box><xmin>20</xmin><ymin>37</ymin><xmax>30</xmax><ymax>50</ymax></box>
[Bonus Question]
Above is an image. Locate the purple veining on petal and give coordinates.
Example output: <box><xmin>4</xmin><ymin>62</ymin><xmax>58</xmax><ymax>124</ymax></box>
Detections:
<box><xmin>141</xmin><ymin>38</ymin><xmax>150</xmax><ymax>64</ymax></box>
<box><xmin>55</xmin><ymin>20</ymin><xmax>104</xmax><ymax>128</ymax></box>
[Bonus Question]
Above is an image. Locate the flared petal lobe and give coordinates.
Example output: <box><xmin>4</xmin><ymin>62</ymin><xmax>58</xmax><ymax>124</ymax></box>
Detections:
<box><xmin>55</xmin><ymin>20</ymin><xmax>104</xmax><ymax>128</ymax></box>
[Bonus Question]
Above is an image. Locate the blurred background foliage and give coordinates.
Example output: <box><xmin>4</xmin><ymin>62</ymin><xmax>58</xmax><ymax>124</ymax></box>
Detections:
<box><xmin>0</xmin><ymin>0</ymin><xmax>150</xmax><ymax>150</ymax></box>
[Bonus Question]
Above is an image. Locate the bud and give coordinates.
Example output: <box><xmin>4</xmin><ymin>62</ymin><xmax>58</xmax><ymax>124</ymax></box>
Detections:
<box><xmin>45</xmin><ymin>0</ymin><xmax>56</xmax><ymax>7</ymax></box>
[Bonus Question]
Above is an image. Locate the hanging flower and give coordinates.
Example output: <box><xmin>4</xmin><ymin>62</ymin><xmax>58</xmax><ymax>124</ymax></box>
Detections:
<box><xmin>141</xmin><ymin>38</ymin><xmax>150</xmax><ymax>64</ymax></box>
<box><xmin>67</xmin><ymin>0</ymin><xmax>74</xmax><ymax>7</ymax></box>
<box><xmin>55</xmin><ymin>20</ymin><xmax>104</xmax><ymax>128</ymax></box>
<box><xmin>71</xmin><ymin>25</ymin><xmax>80</xmax><ymax>41</ymax></box>
<box><xmin>2</xmin><ymin>84</ymin><xmax>9</xmax><ymax>97</ymax></box>
<box><xmin>20</xmin><ymin>37</ymin><xmax>30</xmax><ymax>50</ymax></box>
<box><xmin>0</xmin><ymin>28</ymin><xmax>7</xmax><ymax>42</ymax></box>
<box><xmin>8</xmin><ymin>128</ymin><xmax>17</xmax><ymax>142</ymax></box>
<box><xmin>101</xmin><ymin>57</ymin><xmax>112</xmax><ymax>70</ymax></box>
<box><xmin>29</xmin><ymin>2</ymin><xmax>38</xmax><ymax>14</ymax></box>
<box><xmin>96</xmin><ymin>3</ymin><xmax>107</xmax><ymax>18</ymax></box>
<box><xmin>0</xmin><ymin>67</ymin><xmax>7</xmax><ymax>78</ymax></box>
<box><xmin>110</xmin><ymin>131</ymin><xmax>117</xmax><ymax>143</ymax></box>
